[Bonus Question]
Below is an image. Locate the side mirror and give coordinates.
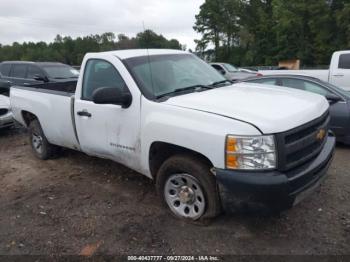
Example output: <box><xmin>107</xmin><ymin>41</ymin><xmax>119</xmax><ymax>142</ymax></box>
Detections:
<box><xmin>326</xmin><ymin>94</ymin><xmax>342</xmax><ymax>104</ymax></box>
<box><xmin>92</xmin><ymin>87</ymin><xmax>132</xmax><ymax>108</ymax></box>
<box><xmin>33</xmin><ymin>74</ymin><xmax>49</xmax><ymax>82</ymax></box>
<box><xmin>219</xmin><ymin>69</ymin><xmax>226</xmax><ymax>75</ymax></box>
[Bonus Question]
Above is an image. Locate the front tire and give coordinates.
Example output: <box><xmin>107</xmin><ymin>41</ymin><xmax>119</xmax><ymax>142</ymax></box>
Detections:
<box><xmin>28</xmin><ymin>119</ymin><xmax>58</xmax><ymax>160</ymax></box>
<box><xmin>156</xmin><ymin>154</ymin><xmax>221</xmax><ymax>221</ymax></box>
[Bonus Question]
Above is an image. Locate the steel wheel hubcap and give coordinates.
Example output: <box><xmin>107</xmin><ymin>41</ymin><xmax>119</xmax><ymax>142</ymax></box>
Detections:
<box><xmin>179</xmin><ymin>186</ymin><xmax>195</xmax><ymax>204</ymax></box>
<box><xmin>164</xmin><ymin>174</ymin><xmax>205</xmax><ymax>220</ymax></box>
<box><xmin>32</xmin><ymin>133</ymin><xmax>43</xmax><ymax>153</ymax></box>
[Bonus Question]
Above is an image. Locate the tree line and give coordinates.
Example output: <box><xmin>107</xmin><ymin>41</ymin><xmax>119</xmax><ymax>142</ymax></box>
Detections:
<box><xmin>194</xmin><ymin>0</ymin><xmax>350</xmax><ymax>67</ymax></box>
<box><xmin>0</xmin><ymin>30</ymin><xmax>183</xmax><ymax>65</ymax></box>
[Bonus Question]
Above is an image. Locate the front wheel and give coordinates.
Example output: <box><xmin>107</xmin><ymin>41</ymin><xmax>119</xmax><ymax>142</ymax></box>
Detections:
<box><xmin>156</xmin><ymin>155</ymin><xmax>221</xmax><ymax>221</ymax></box>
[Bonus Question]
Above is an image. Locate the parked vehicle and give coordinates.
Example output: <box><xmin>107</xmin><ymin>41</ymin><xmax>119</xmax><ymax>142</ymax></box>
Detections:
<box><xmin>210</xmin><ymin>62</ymin><xmax>261</xmax><ymax>81</ymax></box>
<box><xmin>10</xmin><ymin>49</ymin><xmax>335</xmax><ymax>221</ymax></box>
<box><xmin>240</xmin><ymin>75</ymin><xmax>350</xmax><ymax>144</ymax></box>
<box><xmin>0</xmin><ymin>61</ymin><xmax>79</xmax><ymax>92</ymax></box>
<box><xmin>0</xmin><ymin>94</ymin><xmax>13</xmax><ymax>129</ymax></box>
<box><xmin>239</xmin><ymin>68</ymin><xmax>258</xmax><ymax>73</ymax></box>
<box><xmin>260</xmin><ymin>50</ymin><xmax>350</xmax><ymax>90</ymax></box>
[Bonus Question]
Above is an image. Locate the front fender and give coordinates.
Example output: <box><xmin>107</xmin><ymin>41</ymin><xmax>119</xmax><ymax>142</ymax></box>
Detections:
<box><xmin>140</xmin><ymin>100</ymin><xmax>261</xmax><ymax>176</ymax></box>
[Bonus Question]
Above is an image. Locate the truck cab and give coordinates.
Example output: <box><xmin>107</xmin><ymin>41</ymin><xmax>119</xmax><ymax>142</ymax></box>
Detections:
<box><xmin>329</xmin><ymin>51</ymin><xmax>350</xmax><ymax>89</ymax></box>
<box><xmin>10</xmin><ymin>49</ymin><xmax>335</xmax><ymax>221</ymax></box>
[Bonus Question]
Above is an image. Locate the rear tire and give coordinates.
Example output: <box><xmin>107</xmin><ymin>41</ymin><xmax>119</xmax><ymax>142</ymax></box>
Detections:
<box><xmin>28</xmin><ymin>119</ymin><xmax>58</xmax><ymax>160</ymax></box>
<box><xmin>156</xmin><ymin>154</ymin><xmax>221</xmax><ymax>221</ymax></box>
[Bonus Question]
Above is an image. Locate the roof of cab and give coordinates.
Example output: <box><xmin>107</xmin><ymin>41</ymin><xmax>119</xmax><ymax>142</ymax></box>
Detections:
<box><xmin>91</xmin><ymin>49</ymin><xmax>188</xmax><ymax>60</ymax></box>
<box><xmin>1</xmin><ymin>61</ymin><xmax>36</xmax><ymax>64</ymax></box>
<box><xmin>1</xmin><ymin>61</ymin><xmax>65</xmax><ymax>66</ymax></box>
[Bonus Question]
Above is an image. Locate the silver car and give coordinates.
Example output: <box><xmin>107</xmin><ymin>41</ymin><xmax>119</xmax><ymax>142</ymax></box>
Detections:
<box><xmin>210</xmin><ymin>63</ymin><xmax>260</xmax><ymax>81</ymax></box>
<box><xmin>0</xmin><ymin>95</ymin><xmax>13</xmax><ymax>129</ymax></box>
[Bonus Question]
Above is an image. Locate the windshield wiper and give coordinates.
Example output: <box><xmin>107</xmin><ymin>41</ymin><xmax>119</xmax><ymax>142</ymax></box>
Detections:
<box><xmin>156</xmin><ymin>84</ymin><xmax>213</xmax><ymax>99</ymax></box>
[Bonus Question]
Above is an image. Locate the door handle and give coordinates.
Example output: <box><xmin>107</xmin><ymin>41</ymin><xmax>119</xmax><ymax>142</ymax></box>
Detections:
<box><xmin>333</xmin><ymin>74</ymin><xmax>344</xmax><ymax>77</ymax></box>
<box><xmin>77</xmin><ymin>110</ymin><xmax>92</xmax><ymax>117</ymax></box>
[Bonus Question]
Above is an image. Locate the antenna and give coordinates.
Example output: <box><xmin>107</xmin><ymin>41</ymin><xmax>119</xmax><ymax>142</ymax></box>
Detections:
<box><xmin>142</xmin><ymin>21</ymin><xmax>155</xmax><ymax>96</ymax></box>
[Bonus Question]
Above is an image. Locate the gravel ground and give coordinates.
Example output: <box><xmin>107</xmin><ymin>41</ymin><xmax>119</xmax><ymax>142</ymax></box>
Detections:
<box><xmin>0</xmin><ymin>128</ymin><xmax>349</xmax><ymax>256</ymax></box>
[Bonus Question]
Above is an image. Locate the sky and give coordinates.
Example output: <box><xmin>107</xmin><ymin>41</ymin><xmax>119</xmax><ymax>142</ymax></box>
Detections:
<box><xmin>0</xmin><ymin>0</ymin><xmax>205</xmax><ymax>50</ymax></box>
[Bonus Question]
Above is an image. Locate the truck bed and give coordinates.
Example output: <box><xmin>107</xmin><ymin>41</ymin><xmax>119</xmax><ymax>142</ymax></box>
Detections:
<box><xmin>10</xmin><ymin>84</ymin><xmax>80</xmax><ymax>151</ymax></box>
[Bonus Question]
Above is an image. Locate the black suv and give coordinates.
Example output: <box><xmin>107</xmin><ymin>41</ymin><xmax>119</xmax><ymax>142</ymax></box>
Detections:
<box><xmin>0</xmin><ymin>61</ymin><xmax>79</xmax><ymax>94</ymax></box>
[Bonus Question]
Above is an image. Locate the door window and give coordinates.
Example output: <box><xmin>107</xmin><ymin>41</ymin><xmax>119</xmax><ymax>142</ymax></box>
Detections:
<box><xmin>282</xmin><ymin>78</ymin><xmax>331</xmax><ymax>96</ymax></box>
<box><xmin>82</xmin><ymin>59</ymin><xmax>127</xmax><ymax>101</ymax></box>
<box><xmin>248</xmin><ymin>78</ymin><xmax>277</xmax><ymax>85</ymax></box>
<box><xmin>11</xmin><ymin>64</ymin><xmax>27</xmax><ymax>78</ymax></box>
<box><xmin>281</xmin><ymin>78</ymin><xmax>305</xmax><ymax>90</ymax></box>
<box><xmin>211</xmin><ymin>64</ymin><xmax>224</xmax><ymax>71</ymax></box>
<box><xmin>0</xmin><ymin>64</ymin><xmax>11</xmax><ymax>76</ymax></box>
<box><xmin>27</xmin><ymin>65</ymin><xmax>44</xmax><ymax>79</ymax></box>
<box><xmin>339</xmin><ymin>54</ymin><xmax>350</xmax><ymax>69</ymax></box>
<box><xmin>211</xmin><ymin>64</ymin><xmax>226</xmax><ymax>76</ymax></box>
<box><xmin>211</xmin><ymin>65</ymin><xmax>225</xmax><ymax>73</ymax></box>
<box><xmin>304</xmin><ymin>81</ymin><xmax>331</xmax><ymax>96</ymax></box>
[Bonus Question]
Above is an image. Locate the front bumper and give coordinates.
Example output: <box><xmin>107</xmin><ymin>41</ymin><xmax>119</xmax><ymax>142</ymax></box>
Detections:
<box><xmin>216</xmin><ymin>135</ymin><xmax>336</xmax><ymax>212</ymax></box>
<box><xmin>0</xmin><ymin>112</ymin><xmax>14</xmax><ymax>129</ymax></box>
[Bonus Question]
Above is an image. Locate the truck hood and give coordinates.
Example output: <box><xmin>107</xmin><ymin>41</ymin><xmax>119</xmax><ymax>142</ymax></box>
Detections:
<box><xmin>0</xmin><ymin>95</ymin><xmax>10</xmax><ymax>108</ymax></box>
<box><xmin>164</xmin><ymin>83</ymin><xmax>329</xmax><ymax>134</ymax></box>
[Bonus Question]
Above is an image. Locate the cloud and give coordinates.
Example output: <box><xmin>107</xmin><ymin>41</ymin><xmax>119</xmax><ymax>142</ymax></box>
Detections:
<box><xmin>0</xmin><ymin>0</ymin><xmax>204</xmax><ymax>50</ymax></box>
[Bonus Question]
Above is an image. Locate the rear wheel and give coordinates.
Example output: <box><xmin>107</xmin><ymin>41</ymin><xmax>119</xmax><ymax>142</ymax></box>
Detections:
<box><xmin>156</xmin><ymin>154</ymin><xmax>221</xmax><ymax>221</ymax></box>
<box><xmin>28</xmin><ymin>119</ymin><xmax>58</xmax><ymax>160</ymax></box>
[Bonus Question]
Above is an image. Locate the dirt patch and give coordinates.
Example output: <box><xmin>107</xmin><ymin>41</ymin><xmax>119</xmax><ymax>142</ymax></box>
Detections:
<box><xmin>0</xmin><ymin>128</ymin><xmax>349</xmax><ymax>255</ymax></box>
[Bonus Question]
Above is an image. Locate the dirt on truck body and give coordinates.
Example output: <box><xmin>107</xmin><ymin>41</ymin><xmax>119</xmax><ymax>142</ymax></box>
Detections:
<box><xmin>0</xmin><ymin>128</ymin><xmax>349</xmax><ymax>255</ymax></box>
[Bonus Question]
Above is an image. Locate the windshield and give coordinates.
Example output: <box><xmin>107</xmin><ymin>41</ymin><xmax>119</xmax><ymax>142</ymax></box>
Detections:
<box><xmin>42</xmin><ymin>65</ymin><xmax>79</xmax><ymax>79</ymax></box>
<box><xmin>222</xmin><ymin>63</ymin><xmax>239</xmax><ymax>72</ymax></box>
<box><xmin>124</xmin><ymin>54</ymin><xmax>227</xmax><ymax>99</ymax></box>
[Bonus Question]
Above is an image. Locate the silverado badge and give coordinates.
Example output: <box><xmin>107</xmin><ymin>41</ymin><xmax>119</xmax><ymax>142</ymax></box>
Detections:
<box><xmin>316</xmin><ymin>128</ymin><xmax>326</xmax><ymax>141</ymax></box>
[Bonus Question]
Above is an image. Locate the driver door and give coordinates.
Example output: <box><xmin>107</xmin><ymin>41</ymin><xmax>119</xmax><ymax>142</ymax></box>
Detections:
<box><xmin>74</xmin><ymin>58</ymin><xmax>141</xmax><ymax>167</ymax></box>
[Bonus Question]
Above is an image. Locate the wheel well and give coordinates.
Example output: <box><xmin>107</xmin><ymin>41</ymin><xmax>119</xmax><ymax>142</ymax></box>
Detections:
<box><xmin>149</xmin><ymin>142</ymin><xmax>213</xmax><ymax>179</ymax></box>
<box><xmin>21</xmin><ymin>111</ymin><xmax>38</xmax><ymax>127</ymax></box>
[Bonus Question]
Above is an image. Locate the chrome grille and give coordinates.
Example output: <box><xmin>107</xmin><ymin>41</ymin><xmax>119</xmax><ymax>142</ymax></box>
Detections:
<box><xmin>276</xmin><ymin>111</ymin><xmax>330</xmax><ymax>172</ymax></box>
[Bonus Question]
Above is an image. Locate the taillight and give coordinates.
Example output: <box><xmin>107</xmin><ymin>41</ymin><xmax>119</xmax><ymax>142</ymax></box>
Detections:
<box><xmin>256</xmin><ymin>73</ymin><xmax>263</xmax><ymax>77</ymax></box>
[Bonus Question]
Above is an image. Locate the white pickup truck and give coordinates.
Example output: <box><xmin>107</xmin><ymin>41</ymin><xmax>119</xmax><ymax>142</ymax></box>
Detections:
<box><xmin>10</xmin><ymin>49</ymin><xmax>335</xmax><ymax>221</ymax></box>
<box><xmin>260</xmin><ymin>50</ymin><xmax>350</xmax><ymax>90</ymax></box>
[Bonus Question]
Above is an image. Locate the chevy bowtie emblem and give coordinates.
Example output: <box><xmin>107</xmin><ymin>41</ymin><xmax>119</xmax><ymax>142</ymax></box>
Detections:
<box><xmin>316</xmin><ymin>129</ymin><xmax>326</xmax><ymax>141</ymax></box>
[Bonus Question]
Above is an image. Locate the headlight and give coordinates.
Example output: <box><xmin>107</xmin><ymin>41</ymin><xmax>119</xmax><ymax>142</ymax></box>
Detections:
<box><xmin>225</xmin><ymin>135</ymin><xmax>276</xmax><ymax>170</ymax></box>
